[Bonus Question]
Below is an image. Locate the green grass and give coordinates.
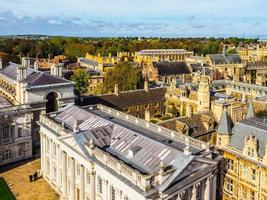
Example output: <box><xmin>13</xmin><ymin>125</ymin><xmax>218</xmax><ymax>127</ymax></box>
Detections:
<box><xmin>0</xmin><ymin>177</ymin><xmax>16</xmax><ymax>200</ymax></box>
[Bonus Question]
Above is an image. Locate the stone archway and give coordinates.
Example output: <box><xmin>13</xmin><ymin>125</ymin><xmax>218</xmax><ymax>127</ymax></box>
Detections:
<box><xmin>46</xmin><ymin>92</ymin><xmax>58</xmax><ymax>113</ymax></box>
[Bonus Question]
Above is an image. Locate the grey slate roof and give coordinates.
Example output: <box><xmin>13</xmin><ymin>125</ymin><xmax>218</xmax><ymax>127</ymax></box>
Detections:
<box><xmin>0</xmin><ymin>96</ymin><xmax>12</xmax><ymax>108</ymax></box>
<box><xmin>78</xmin><ymin>88</ymin><xmax>166</xmax><ymax>108</ymax></box>
<box><xmin>217</xmin><ymin>110</ymin><xmax>232</xmax><ymax>135</ymax></box>
<box><xmin>153</xmin><ymin>62</ymin><xmax>191</xmax><ymax>76</ymax></box>
<box><xmin>0</xmin><ymin>62</ymin><xmax>35</xmax><ymax>81</ymax></box>
<box><xmin>52</xmin><ymin>105</ymin><xmax>189</xmax><ymax>174</ymax></box>
<box><xmin>246</xmin><ymin>101</ymin><xmax>255</xmax><ymax>119</ymax></box>
<box><xmin>209</xmin><ymin>54</ymin><xmax>241</xmax><ymax>65</ymax></box>
<box><xmin>230</xmin><ymin>117</ymin><xmax>267</xmax><ymax>158</ymax></box>
<box><xmin>0</xmin><ymin>61</ymin><xmax>71</xmax><ymax>87</ymax></box>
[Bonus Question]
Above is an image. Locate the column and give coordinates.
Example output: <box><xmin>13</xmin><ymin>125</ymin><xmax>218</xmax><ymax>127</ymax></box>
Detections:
<box><xmin>204</xmin><ymin>177</ymin><xmax>211</xmax><ymax>200</ymax></box>
<box><xmin>70</xmin><ymin>157</ymin><xmax>75</xmax><ymax>200</ymax></box>
<box><xmin>62</xmin><ymin>151</ymin><xmax>67</xmax><ymax>199</ymax></box>
<box><xmin>49</xmin><ymin>139</ymin><xmax>53</xmax><ymax>181</ymax></box>
<box><xmin>90</xmin><ymin>171</ymin><xmax>96</xmax><ymax>200</ymax></box>
<box><xmin>40</xmin><ymin>133</ymin><xmax>45</xmax><ymax>176</ymax></box>
<box><xmin>211</xmin><ymin>175</ymin><xmax>216</xmax><ymax>200</ymax></box>
<box><xmin>80</xmin><ymin>165</ymin><xmax>85</xmax><ymax>200</ymax></box>
<box><xmin>191</xmin><ymin>185</ymin><xmax>197</xmax><ymax>200</ymax></box>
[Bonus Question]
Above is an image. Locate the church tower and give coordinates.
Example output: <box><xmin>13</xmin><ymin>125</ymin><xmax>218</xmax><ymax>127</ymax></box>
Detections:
<box><xmin>216</xmin><ymin>108</ymin><xmax>232</xmax><ymax>148</ymax></box>
<box><xmin>197</xmin><ymin>71</ymin><xmax>210</xmax><ymax>112</ymax></box>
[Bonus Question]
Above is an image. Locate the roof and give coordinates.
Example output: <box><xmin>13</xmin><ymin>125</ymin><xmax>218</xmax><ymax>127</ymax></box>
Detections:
<box><xmin>159</xmin><ymin>113</ymin><xmax>215</xmax><ymax>138</ymax></box>
<box><xmin>209</xmin><ymin>54</ymin><xmax>241</xmax><ymax>65</ymax></box>
<box><xmin>138</xmin><ymin>49</ymin><xmax>192</xmax><ymax>55</ymax></box>
<box><xmin>0</xmin><ymin>61</ymin><xmax>71</xmax><ymax>87</ymax></box>
<box><xmin>51</xmin><ymin>105</ymin><xmax>193</xmax><ymax>174</ymax></box>
<box><xmin>217</xmin><ymin>110</ymin><xmax>232</xmax><ymax>135</ymax></box>
<box><xmin>152</xmin><ymin>62</ymin><xmax>191</xmax><ymax>76</ymax></box>
<box><xmin>78</xmin><ymin>87</ymin><xmax>167</xmax><ymax>108</ymax></box>
<box><xmin>24</xmin><ymin>72</ymin><xmax>69</xmax><ymax>87</ymax></box>
<box><xmin>0</xmin><ymin>62</ymin><xmax>35</xmax><ymax>81</ymax></box>
<box><xmin>0</xmin><ymin>96</ymin><xmax>12</xmax><ymax>108</ymax></box>
<box><xmin>230</xmin><ymin>117</ymin><xmax>267</xmax><ymax>158</ymax></box>
<box><xmin>246</xmin><ymin>101</ymin><xmax>255</xmax><ymax>119</ymax></box>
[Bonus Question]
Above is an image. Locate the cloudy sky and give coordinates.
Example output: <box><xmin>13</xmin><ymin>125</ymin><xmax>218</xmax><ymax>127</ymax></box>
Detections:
<box><xmin>0</xmin><ymin>0</ymin><xmax>266</xmax><ymax>37</ymax></box>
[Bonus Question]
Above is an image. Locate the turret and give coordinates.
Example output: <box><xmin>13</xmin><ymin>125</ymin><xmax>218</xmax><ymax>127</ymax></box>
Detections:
<box><xmin>246</xmin><ymin>100</ymin><xmax>255</xmax><ymax>119</ymax></box>
<box><xmin>216</xmin><ymin>107</ymin><xmax>232</xmax><ymax>148</ymax></box>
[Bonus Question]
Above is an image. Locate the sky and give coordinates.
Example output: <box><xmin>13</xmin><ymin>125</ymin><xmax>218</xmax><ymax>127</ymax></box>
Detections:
<box><xmin>0</xmin><ymin>0</ymin><xmax>266</xmax><ymax>38</ymax></box>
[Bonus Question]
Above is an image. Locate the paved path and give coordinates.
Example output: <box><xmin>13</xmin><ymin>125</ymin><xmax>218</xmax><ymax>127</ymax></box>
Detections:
<box><xmin>0</xmin><ymin>158</ymin><xmax>59</xmax><ymax>200</ymax></box>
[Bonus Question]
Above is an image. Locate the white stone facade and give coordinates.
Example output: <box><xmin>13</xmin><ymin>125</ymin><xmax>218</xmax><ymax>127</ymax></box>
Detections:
<box><xmin>39</xmin><ymin>105</ymin><xmax>218</xmax><ymax>200</ymax></box>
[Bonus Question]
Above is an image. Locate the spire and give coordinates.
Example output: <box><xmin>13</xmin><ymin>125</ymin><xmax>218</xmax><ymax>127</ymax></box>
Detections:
<box><xmin>217</xmin><ymin>108</ymin><xmax>232</xmax><ymax>135</ymax></box>
<box><xmin>246</xmin><ymin>100</ymin><xmax>255</xmax><ymax>119</ymax></box>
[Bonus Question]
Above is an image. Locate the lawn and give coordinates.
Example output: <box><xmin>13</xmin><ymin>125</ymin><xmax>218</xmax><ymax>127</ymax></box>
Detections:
<box><xmin>0</xmin><ymin>177</ymin><xmax>16</xmax><ymax>200</ymax></box>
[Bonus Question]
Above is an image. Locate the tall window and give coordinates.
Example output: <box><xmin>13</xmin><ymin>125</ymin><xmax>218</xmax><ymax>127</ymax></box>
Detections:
<box><xmin>225</xmin><ymin>177</ymin><xmax>233</xmax><ymax>194</ymax></box>
<box><xmin>243</xmin><ymin>165</ymin><xmax>249</xmax><ymax>179</ymax></box>
<box><xmin>250</xmin><ymin>190</ymin><xmax>255</xmax><ymax>200</ymax></box>
<box><xmin>98</xmin><ymin>176</ymin><xmax>102</xmax><ymax>194</ymax></box>
<box><xmin>111</xmin><ymin>186</ymin><xmax>116</xmax><ymax>200</ymax></box>
<box><xmin>226</xmin><ymin>158</ymin><xmax>234</xmax><ymax>171</ymax></box>
<box><xmin>1</xmin><ymin>149</ymin><xmax>11</xmax><ymax>160</ymax></box>
<box><xmin>0</xmin><ymin>123</ymin><xmax>14</xmax><ymax>144</ymax></box>
<box><xmin>252</xmin><ymin>169</ymin><xmax>256</xmax><ymax>181</ymax></box>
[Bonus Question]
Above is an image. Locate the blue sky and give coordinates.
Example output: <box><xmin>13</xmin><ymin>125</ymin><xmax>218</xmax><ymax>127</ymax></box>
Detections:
<box><xmin>0</xmin><ymin>0</ymin><xmax>266</xmax><ymax>37</ymax></box>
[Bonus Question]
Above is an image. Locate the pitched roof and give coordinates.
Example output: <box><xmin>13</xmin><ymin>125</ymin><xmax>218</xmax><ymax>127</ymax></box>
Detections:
<box><xmin>152</xmin><ymin>62</ymin><xmax>191</xmax><ymax>76</ymax></box>
<box><xmin>0</xmin><ymin>96</ymin><xmax>12</xmax><ymax>108</ymax></box>
<box><xmin>78</xmin><ymin>87</ymin><xmax>167</xmax><ymax>108</ymax></box>
<box><xmin>209</xmin><ymin>54</ymin><xmax>241</xmax><ymax>65</ymax></box>
<box><xmin>24</xmin><ymin>72</ymin><xmax>69</xmax><ymax>87</ymax></box>
<box><xmin>217</xmin><ymin>110</ymin><xmax>232</xmax><ymax>135</ymax></box>
<box><xmin>0</xmin><ymin>62</ymin><xmax>35</xmax><ymax>81</ymax></box>
<box><xmin>230</xmin><ymin>117</ymin><xmax>267</xmax><ymax>158</ymax></box>
<box><xmin>246</xmin><ymin>101</ymin><xmax>255</xmax><ymax>119</ymax></box>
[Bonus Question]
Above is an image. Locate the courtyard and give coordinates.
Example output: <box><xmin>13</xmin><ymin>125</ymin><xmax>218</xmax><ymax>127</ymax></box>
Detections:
<box><xmin>0</xmin><ymin>158</ymin><xmax>59</xmax><ymax>200</ymax></box>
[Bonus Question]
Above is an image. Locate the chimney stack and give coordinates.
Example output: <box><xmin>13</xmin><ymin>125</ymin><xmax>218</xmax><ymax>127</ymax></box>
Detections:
<box><xmin>145</xmin><ymin>109</ymin><xmax>150</xmax><ymax>122</ymax></box>
<box><xmin>22</xmin><ymin>57</ymin><xmax>30</xmax><ymax>68</ymax></box>
<box><xmin>144</xmin><ymin>73</ymin><xmax>149</xmax><ymax>91</ymax></box>
<box><xmin>114</xmin><ymin>84</ymin><xmax>119</xmax><ymax>96</ymax></box>
<box><xmin>0</xmin><ymin>58</ymin><xmax>2</xmax><ymax>69</ymax></box>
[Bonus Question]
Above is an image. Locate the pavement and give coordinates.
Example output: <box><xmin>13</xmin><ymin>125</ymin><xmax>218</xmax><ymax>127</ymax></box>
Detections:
<box><xmin>0</xmin><ymin>158</ymin><xmax>59</xmax><ymax>200</ymax></box>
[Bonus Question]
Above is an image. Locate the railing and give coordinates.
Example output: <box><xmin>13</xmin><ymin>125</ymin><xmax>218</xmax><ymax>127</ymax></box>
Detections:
<box><xmin>97</xmin><ymin>104</ymin><xmax>210</xmax><ymax>150</ymax></box>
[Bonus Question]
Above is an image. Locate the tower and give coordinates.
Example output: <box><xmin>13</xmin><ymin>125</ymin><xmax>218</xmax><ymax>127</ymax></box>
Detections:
<box><xmin>197</xmin><ymin>72</ymin><xmax>210</xmax><ymax>112</ymax></box>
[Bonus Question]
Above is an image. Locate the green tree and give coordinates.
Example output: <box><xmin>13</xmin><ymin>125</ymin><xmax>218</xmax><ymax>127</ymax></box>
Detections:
<box><xmin>71</xmin><ymin>69</ymin><xmax>90</xmax><ymax>96</ymax></box>
<box><xmin>101</xmin><ymin>62</ymin><xmax>143</xmax><ymax>93</ymax></box>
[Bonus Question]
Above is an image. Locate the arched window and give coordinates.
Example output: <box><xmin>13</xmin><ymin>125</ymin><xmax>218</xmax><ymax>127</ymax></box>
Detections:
<box><xmin>46</xmin><ymin>92</ymin><xmax>58</xmax><ymax>113</ymax></box>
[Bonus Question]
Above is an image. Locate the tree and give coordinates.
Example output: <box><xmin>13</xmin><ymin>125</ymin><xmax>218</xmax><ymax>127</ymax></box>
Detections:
<box><xmin>71</xmin><ymin>69</ymin><xmax>90</xmax><ymax>96</ymax></box>
<box><xmin>101</xmin><ymin>62</ymin><xmax>144</xmax><ymax>93</ymax></box>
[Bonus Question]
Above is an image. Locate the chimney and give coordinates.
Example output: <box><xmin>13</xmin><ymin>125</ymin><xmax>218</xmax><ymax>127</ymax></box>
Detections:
<box><xmin>184</xmin><ymin>144</ymin><xmax>192</xmax><ymax>155</ymax></box>
<box><xmin>17</xmin><ymin>66</ymin><xmax>27</xmax><ymax>81</ymax></box>
<box><xmin>22</xmin><ymin>57</ymin><xmax>30</xmax><ymax>68</ymax></box>
<box><xmin>34</xmin><ymin>60</ymin><xmax>39</xmax><ymax>70</ymax></box>
<box><xmin>114</xmin><ymin>84</ymin><xmax>119</xmax><ymax>96</ymax></box>
<box><xmin>0</xmin><ymin>58</ymin><xmax>2</xmax><ymax>69</ymax></box>
<box><xmin>145</xmin><ymin>109</ymin><xmax>150</xmax><ymax>121</ymax></box>
<box><xmin>50</xmin><ymin>64</ymin><xmax>63</xmax><ymax>77</ymax></box>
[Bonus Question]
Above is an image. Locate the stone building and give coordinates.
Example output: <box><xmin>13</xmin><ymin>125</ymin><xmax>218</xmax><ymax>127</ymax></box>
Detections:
<box><xmin>38</xmin><ymin>104</ymin><xmax>218</xmax><ymax>200</ymax></box>
<box><xmin>77</xmin><ymin>83</ymin><xmax>166</xmax><ymax>120</ymax></box>
<box><xmin>157</xmin><ymin>113</ymin><xmax>216</xmax><ymax>143</ymax></box>
<box><xmin>216</xmin><ymin>103</ymin><xmax>267</xmax><ymax>200</ymax></box>
<box><xmin>143</xmin><ymin>61</ymin><xmax>191</xmax><ymax>85</ymax></box>
<box><xmin>207</xmin><ymin>51</ymin><xmax>244</xmax><ymax>81</ymax></box>
<box><xmin>0</xmin><ymin>57</ymin><xmax>75</xmax><ymax>151</ymax></box>
<box><xmin>237</xmin><ymin>44</ymin><xmax>267</xmax><ymax>62</ymax></box>
<box><xmin>0</xmin><ymin>96</ymin><xmax>33</xmax><ymax>166</ymax></box>
<box><xmin>134</xmin><ymin>49</ymin><xmax>193</xmax><ymax>63</ymax></box>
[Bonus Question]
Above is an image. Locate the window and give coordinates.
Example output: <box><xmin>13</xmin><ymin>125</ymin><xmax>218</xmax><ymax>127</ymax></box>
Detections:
<box><xmin>87</xmin><ymin>173</ymin><xmax>90</xmax><ymax>184</ymax></box>
<box><xmin>225</xmin><ymin>177</ymin><xmax>233</xmax><ymax>194</ymax></box>
<box><xmin>76</xmin><ymin>164</ymin><xmax>80</xmax><ymax>176</ymax></box>
<box><xmin>252</xmin><ymin>169</ymin><xmax>256</xmax><ymax>181</ymax></box>
<box><xmin>53</xmin><ymin>143</ymin><xmax>57</xmax><ymax>156</ymax></box>
<box><xmin>226</xmin><ymin>158</ymin><xmax>234</xmax><ymax>171</ymax></box>
<box><xmin>124</xmin><ymin>196</ymin><xmax>129</xmax><ymax>200</ymax></box>
<box><xmin>0</xmin><ymin>123</ymin><xmax>14</xmax><ymax>144</ymax></box>
<box><xmin>111</xmin><ymin>186</ymin><xmax>116</xmax><ymax>200</ymax></box>
<box><xmin>243</xmin><ymin>165</ymin><xmax>249</xmax><ymax>179</ymax></box>
<box><xmin>97</xmin><ymin>176</ymin><xmax>102</xmax><ymax>194</ymax></box>
<box><xmin>218</xmin><ymin>137</ymin><xmax>221</xmax><ymax>146</ymax></box>
<box><xmin>242</xmin><ymin>185</ymin><xmax>247</xmax><ymax>199</ymax></box>
<box><xmin>2</xmin><ymin>149</ymin><xmax>11</xmax><ymax>160</ymax></box>
<box><xmin>53</xmin><ymin>166</ymin><xmax>57</xmax><ymax>182</ymax></box>
<box><xmin>250</xmin><ymin>190</ymin><xmax>255</xmax><ymax>200</ymax></box>
<box><xmin>47</xmin><ymin>139</ymin><xmax>50</xmax><ymax>153</ymax></box>
<box><xmin>248</xmin><ymin>147</ymin><xmax>255</xmax><ymax>157</ymax></box>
